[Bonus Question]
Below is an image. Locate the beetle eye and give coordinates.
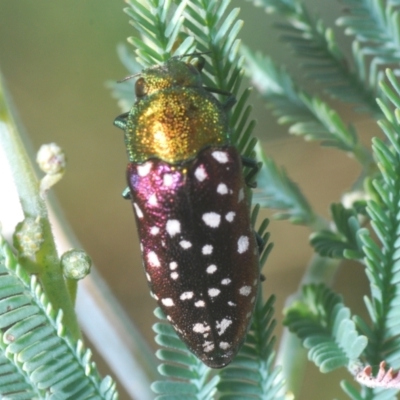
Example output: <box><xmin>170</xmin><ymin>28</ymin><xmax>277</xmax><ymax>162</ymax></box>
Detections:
<box><xmin>135</xmin><ymin>77</ymin><xmax>148</xmax><ymax>98</ymax></box>
<box><xmin>193</xmin><ymin>56</ymin><xmax>205</xmax><ymax>73</ymax></box>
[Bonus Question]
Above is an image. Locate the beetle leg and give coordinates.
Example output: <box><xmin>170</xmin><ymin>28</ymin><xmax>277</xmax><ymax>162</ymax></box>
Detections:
<box><xmin>204</xmin><ymin>86</ymin><xmax>236</xmax><ymax>111</ymax></box>
<box><xmin>254</xmin><ymin>231</ymin><xmax>267</xmax><ymax>282</ymax></box>
<box><xmin>255</xmin><ymin>230</ymin><xmax>266</xmax><ymax>254</ymax></box>
<box><xmin>241</xmin><ymin>156</ymin><xmax>261</xmax><ymax>188</ymax></box>
<box><xmin>222</xmin><ymin>95</ymin><xmax>237</xmax><ymax>111</ymax></box>
<box><xmin>114</xmin><ymin>112</ymin><xmax>130</xmax><ymax>130</ymax></box>
<box><xmin>122</xmin><ymin>187</ymin><xmax>131</xmax><ymax>200</ymax></box>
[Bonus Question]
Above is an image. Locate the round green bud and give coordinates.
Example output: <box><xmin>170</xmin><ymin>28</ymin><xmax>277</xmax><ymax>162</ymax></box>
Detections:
<box><xmin>36</xmin><ymin>143</ymin><xmax>66</xmax><ymax>175</ymax></box>
<box><xmin>36</xmin><ymin>143</ymin><xmax>67</xmax><ymax>196</ymax></box>
<box><xmin>61</xmin><ymin>249</ymin><xmax>92</xmax><ymax>280</ymax></box>
<box><xmin>13</xmin><ymin>217</ymin><xmax>44</xmax><ymax>259</ymax></box>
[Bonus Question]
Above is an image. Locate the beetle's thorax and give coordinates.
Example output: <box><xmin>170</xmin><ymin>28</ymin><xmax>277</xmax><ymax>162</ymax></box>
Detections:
<box><xmin>124</xmin><ymin>60</ymin><xmax>230</xmax><ymax>164</ymax></box>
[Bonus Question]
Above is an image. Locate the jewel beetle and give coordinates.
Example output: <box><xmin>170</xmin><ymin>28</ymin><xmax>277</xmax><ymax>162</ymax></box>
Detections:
<box><xmin>114</xmin><ymin>55</ymin><xmax>260</xmax><ymax>368</ymax></box>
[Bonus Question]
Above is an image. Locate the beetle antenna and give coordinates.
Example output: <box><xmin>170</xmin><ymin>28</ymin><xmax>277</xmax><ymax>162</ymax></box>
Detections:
<box><xmin>176</xmin><ymin>51</ymin><xmax>212</xmax><ymax>60</ymax></box>
<box><xmin>117</xmin><ymin>72</ymin><xmax>141</xmax><ymax>83</ymax></box>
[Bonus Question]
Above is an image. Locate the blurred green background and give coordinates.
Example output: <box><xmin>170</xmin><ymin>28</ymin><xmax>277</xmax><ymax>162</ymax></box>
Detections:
<box><xmin>0</xmin><ymin>1</ymin><xmax>376</xmax><ymax>399</ymax></box>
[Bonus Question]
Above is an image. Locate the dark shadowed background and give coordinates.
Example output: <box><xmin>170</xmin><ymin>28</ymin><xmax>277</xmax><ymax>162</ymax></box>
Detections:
<box><xmin>0</xmin><ymin>1</ymin><xmax>376</xmax><ymax>399</ymax></box>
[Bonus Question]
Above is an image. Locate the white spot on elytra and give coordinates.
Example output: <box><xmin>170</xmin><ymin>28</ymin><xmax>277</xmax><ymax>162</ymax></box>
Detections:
<box><xmin>251</xmin><ymin>296</ymin><xmax>256</xmax><ymax>303</ymax></box>
<box><xmin>170</xmin><ymin>272</ymin><xmax>179</xmax><ymax>280</ymax></box>
<box><xmin>221</xmin><ymin>278</ymin><xmax>231</xmax><ymax>285</ymax></box>
<box><xmin>166</xmin><ymin>220</ymin><xmax>181</xmax><ymax>237</ymax></box>
<box><xmin>179</xmin><ymin>240</ymin><xmax>192</xmax><ymax>249</ymax></box>
<box><xmin>246</xmin><ymin>312</ymin><xmax>251</xmax><ymax>318</ymax></box>
<box><xmin>194</xmin><ymin>165</ymin><xmax>207</xmax><ymax>181</ymax></box>
<box><xmin>180</xmin><ymin>291</ymin><xmax>194</xmax><ymax>300</ymax></box>
<box><xmin>195</xmin><ymin>300</ymin><xmax>205</xmax><ymax>307</ymax></box>
<box><xmin>133</xmin><ymin>203</ymin><xmax>143</xmax><ymax>218</ymax></box>
<box><xmin>148</xmin><ymin>193</ymin><xmax>158</xmax><ymax>206</ymax></box>
<box><xmin>166</xmin><ymin>315</ymin><xmax>172</xmax><ymax>321</ymax></box>
<box><xmin>147</xmin><ymin>251</ymin><xmax>160</xmax><ymax>267</ymax></box>
<box><xmin>193</xmin><ymin>323</ymin><xmax>210</xmax><ymax>334</ymax></box>
<box><xmin>203</xmin><ymin>341</ymin><xmax>215</xmax><ymax>352</ymax></box>
<box><xmin>163</xmin><ymin>173</ymin><xmax>174</xmax><ymax>186</ymax></box>
<box><xmin>146</xmin><ymin>273</ymin><xmax>151</xmax><ymax>282</ymax></box>
<box><xmin>208</xmin><ymin>288</ymin><xmax>220</xmax><ymax>297</ymax></box>
<box><xmin>216</xmin><ymin>318</ymin><xmax>232</xmax><ymax>335</ymax></box>
<box><xmin>228</xmin><ymin>301</ymin><xmax>236</xmax><ymax>306</ymax></box>
<box><xmin>253</xmin><ymin>279</ymin><xmax>258</xmax><ymax>286</ymax></box>
<box><xmin>169</xmin><ymin>261</ymin><xmax>178</xmax><ymax>270</ymax></box>
<box><xmin>137</xmin><ymin>161</ymin><xmax>152</xmax><ymax>177</ymax></box>
<box><xmin>162</xmin><ymin>298</ymin><xmax>174</xmax><ymax>307</ymax></box>
<box><xmin>202</xmin><ymin>212</ymin><xmax>221</xmax><ymax>228</ymax></box>
<box><xmin>150</xmin><ymin>226</ymin><xmax>160</xmax><ymax>235</ymax></box>
<box><xmin>238</xmin><ymin>236</ymin><xmax>249</xmax><ymax>253</ymax></box>
<box><xmin>239</xmin><ymin>286</ymin><xmax>252</xmax><ymax>296</ymax></box>
<box><xmin>238</xmin><ymin>188</ymin><xmax>244</xmax><ymax>202</ymax></box>
<box><xmin>217</xmin><ymin>183</ymin><xmax>229</xmax><ymax>195</ymax></box>
<box><xmin>219</xmin><ymin>342</ymin><xmax>230</xmax><ymax>350</ymax></box>
<box><xmin>212</xmin><ymin>151</ymin><xmax>229</xmax><ymax>163</ymax></box>
<box><xmin>206</xmin><ymin>265</ymin><xmax>217</xmax><ymax>274</ymax></box>
<box><xmin>202</xmin><ymin>245</ymin><xmax>213</xmax><ymax>255</ymax></box>
<box><xmin>225</xmin><ymin>212</ymin><xmax>236</xmax><ymax>222</ymax></box>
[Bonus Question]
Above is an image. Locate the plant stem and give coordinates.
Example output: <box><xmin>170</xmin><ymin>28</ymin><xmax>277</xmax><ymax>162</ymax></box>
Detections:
<box><xmin>0</xmin><ymin>70</ymin><xmax>81</xmax><ymax>341</ymax></box>
<box><xmin>277</xmin><ymin>254</ymin><xmax>340</xmax><ymax>397</ymax></box>
<box><xmin>66</xmin><ymin>278</ymin><xmax>78</xmax><ymax>306</ymax></box>
<box><xmin>353</xmin><ymin>142</ymin><xmax>373</xmax><ymax>172</ymax></box>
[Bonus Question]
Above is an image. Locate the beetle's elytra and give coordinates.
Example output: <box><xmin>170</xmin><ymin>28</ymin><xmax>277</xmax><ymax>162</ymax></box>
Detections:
<box><xmin>114</xmin><ymin>55</ymin><xmax>259</xmax><ymax>368</ymax></box>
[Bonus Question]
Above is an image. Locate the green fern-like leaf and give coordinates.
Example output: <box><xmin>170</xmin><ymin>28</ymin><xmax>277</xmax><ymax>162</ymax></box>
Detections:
<box><xmin>253</xmin><ymin>143</ymin><xmax>315</xmax><ymax>225</ymax></box>
<box><xmin>337</xmin><ymin>0</ymin><xmax>400</xmax><ymax>90</ymax></box>
<box><xmin>351</xmin><ymin>69</ymin><xmax>400</xmax><ymax>372</ymax></box>
<box><xmin>310</xmin><ymin>203</ymin><xmax>365</xmax><ymax>259</ymax></box>
<box><xmin>0</xmin><ymin>235</ymin><xmax>117</xmax><ymax>399</ymax></box>
<box><xmin>0</xmin><ymin>352</ymin><xmax>36</xmax><ymax>399</ymax></box>
<box><xmin>124</xmin><ymin>0</ymin><xmax>195</xmax><ymax>65</ymax></box>
<box><xmin>217</xmin><ymin>295</ymin><xmax>285</xmax><ymax>400</ymax></box>
<box><xmin>108</xmin><ymin>44</ymin><xmax>142</xmax><ymax>111</ymax></box>
<box><xmin>241</xmin><ymin>45</ymin><xmax>372</xmax><ymax>167</ymax></box>
<box><xmin>284</xmin><ymin>284</ymin><xmax>367</xmax><ymax>373</ymax></box>
<box><xmin>246</xmin><ymin>0</ymin><xmax>380</xmax><ymax>115</ymax></box>
<box><xmin>151</xmin><ymin>308</ymin><xmax>218</xmax><ymax>400</ymax></box>
<box><xmin>341</xmin><ymin>379</ymin><xmax>398</xmax><ymax>400</ymax></box>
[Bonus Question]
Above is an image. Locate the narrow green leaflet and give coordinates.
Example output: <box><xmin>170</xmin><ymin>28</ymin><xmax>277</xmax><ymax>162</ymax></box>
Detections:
<box><xmin>354</xmin><ymin>69</ymin><xmax>400</xmax><ymax>373</ymax></box>
<box><xmin>253</xmin><ymin>143</ymin><xmax>315</xmax><ymax>225</ymax></box>
<box><xmin>310</xmin><ymin>203</ymin><xmax>365</xmax><ymax>260</ymax></box>
<box><xmin>246</xmin><ymin>0</ymin><xmax>380</xmax><ymax>115</ymax></box>
<box><xmin>124</xmin><ymin>0</ymin><xmax>195</xmax><ymax>65</ymax></box>
<box><xmin>217</xmin><ymin>296</ymin><xmax>286</xmax><ymax>400</ymax></box>
<box><xmin>151</xmin><ymin>308</ymin><xmax>218</xmax><ymax>400</ymax></box>
<box><xmin>284</xmin><ymin>284</ymin><xmax>367</xmax><ymax>373</ymax></box>
<box><xmin>337</xmin><ymin>0</ymin><xmax>400</xmax><ymax>78</ymax></box>
<box><xmin>0</xmin><ymin>235</ymin><xmax>117</xmax><ymax>399</ymax></box>
<box><xmin>0</xmin><ymin>352</ymin><xmax>36</xmax><ymax>399</ymax></box>
<box><xmin>341</xmin><ymin>380</ymin><xmax>398</xmax><ymax>400</ymax></box>
<box><xmin>241</xmin><ymin>45</ymin><xmax>371</xmax><ymax>160</ymax></box>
